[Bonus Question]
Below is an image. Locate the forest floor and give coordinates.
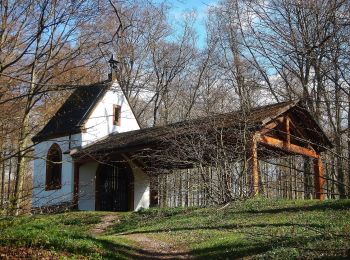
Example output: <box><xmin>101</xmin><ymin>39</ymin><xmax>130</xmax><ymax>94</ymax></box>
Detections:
<box><xmin>0</xmin><ymin>198</ymin><xmax>350</xmax><ymax>259</ymax></box>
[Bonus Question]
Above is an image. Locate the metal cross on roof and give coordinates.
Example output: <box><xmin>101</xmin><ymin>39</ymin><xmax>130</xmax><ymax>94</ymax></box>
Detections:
<box><xmin>108</xmin><ymin>55</ymin><xmax>120</xmax><ymax>69</ymax></box>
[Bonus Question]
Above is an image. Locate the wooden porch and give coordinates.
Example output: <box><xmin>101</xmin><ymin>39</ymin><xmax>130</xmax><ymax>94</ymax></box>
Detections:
<box><xmin>71</xmin><ymin>101</ymin><xmax>332</xmax><ymax>207</ymax></box>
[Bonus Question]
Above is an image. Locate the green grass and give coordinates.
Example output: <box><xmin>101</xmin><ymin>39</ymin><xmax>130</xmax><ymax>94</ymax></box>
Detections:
<box><xmin>1</xmin><ymin>199</ymin><xmax>350</xmax><ymax>259</ymax></box>
<box><xmin>0</xmin><ymin>211</ymin><xmax>135</xmax><ymax>259</ymax></box>
<box><xmin>110</xmin><ymin>199</ymin><xmax>350</xmax><ymax>259</ymax></box>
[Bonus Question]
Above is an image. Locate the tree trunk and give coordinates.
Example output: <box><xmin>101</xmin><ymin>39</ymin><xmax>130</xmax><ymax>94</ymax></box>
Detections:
<box><xmin>12</xmin><ymin>112</ymin><xmax>30</xmax><ymax>215</ymax></box>
<box><xmin>185</xmin><ymin>169</ymin><xmax>189</xmax><ymax>207</ymax></box>
<box><xmin>1</xmin><ymin>153</ymin><xmax>4</xmax><ymax>207</ymax></box>
<box><xmin>348</xmin><ymin>96</ymin><xmax>350</xmax><ymax>198</ymax></box>
<box><xmin>336</xmin><ymin>140</ymin><xmax>345</xmax><ymax>198</ymax></box>
<box><xmin>7</xmin><ymin>156</ymin><xmax>12</xmax><ymax>200</ymax></box>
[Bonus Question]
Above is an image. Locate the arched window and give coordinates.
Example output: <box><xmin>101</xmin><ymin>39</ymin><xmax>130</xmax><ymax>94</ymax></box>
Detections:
<box><xmin>46</xmin><ymin>143</ymin><xmax>62</xmax><ymax>190</ymax></box>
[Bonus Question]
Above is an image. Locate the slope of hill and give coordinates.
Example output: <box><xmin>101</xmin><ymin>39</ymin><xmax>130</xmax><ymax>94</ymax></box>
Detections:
<box><xmin>0</xmin><ymin>199</ymin><xmax>349</xmax><ymax>259</ymax></box>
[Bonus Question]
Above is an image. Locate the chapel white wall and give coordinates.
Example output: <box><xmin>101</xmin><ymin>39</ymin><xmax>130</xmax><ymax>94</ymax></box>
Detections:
<box><xmin>78</xmin><ymin>162</ymin><xmax>98</xmax><ymax>211</ymax></box>
<box><xmin>32</xmin><ymin>133</ymin><xmax>81</xmax><ymax>208</ymax></box>
<box><xmin>33</xmin><ymin>80</ymin><xmax>142</xmax><ymax>209</ymax></box>
<box><xmin>81</xmin><ymin>82</ymin><xmax>140</xmax><ymax>146</ymax></box>
<box><xmin>128</xmin><ymin>160</ymin><xmax>150</xmax><ymax>211</ymax></box>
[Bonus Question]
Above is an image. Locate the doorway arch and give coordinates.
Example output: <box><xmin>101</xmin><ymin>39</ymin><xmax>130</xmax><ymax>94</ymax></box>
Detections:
<box><xmin>95</xmin><ymin>158</ymin><xmax>134</xmax><ymax>211</ymax></box>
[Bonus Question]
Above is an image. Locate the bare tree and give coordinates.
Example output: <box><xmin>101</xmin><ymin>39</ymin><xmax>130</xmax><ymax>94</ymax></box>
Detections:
<box><xmin>0</xmin><ymin>0</ymin><xmax>102</xmax><ymax>214</ymax></box>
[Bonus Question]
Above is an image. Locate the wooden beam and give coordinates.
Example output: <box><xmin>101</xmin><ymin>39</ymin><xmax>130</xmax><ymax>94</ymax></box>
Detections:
<box><xmin>288</xmin><ymin>116</ymin><xmax>307</xmax><ymax>140</ymax></box>
<box><xmin>313</xmin><ymin>156</ymin><xmax>324</xmax><ymax>200</ymax></box>
<box><xmin>261</xmin><ymin>114</ymin><xmax>315</xmax><ymax>152</ymax></box>
<box><xmin>260</xmin><ymin>116</ymin><xmax>284</xmax><ymax>135</ymax></box>
<box><xmin>258</xmin><ymin>135</ymin><xmax>318</xmax><ymax>158</ymax></box>
<box><xmin>258</xmin><ymin>134</ymin><xmax>324</xmax><ymax>200</ymax></box>
<box><xmin>124</xmin><ymin>152</ymin><xmax>147</xmax><ymax>170</ymax></box>
<box><xmin>287</xmin><ymin>117</ymin><xmax>317</xmax><ymax>152</ymax></box>
<box><xmin>285</xmin><ymin>117</ymin><xmax>291</xmax><ymax>145</ymax></box>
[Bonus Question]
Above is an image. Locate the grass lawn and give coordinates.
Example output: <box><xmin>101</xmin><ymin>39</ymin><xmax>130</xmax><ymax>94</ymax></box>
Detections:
<box><xmin>1</xmin><ymin>198</ymin><xmax>350</xmax><ymax>259</ymax></box>
<box><xmin>0</xmin><ymin>211</ymin><xmax>135</xmax><ymax>259</ymax></box>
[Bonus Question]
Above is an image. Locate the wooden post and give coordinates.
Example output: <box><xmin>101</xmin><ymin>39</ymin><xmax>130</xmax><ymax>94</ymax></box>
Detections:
<box><xmin>73</xmin><ymin>162</ymin><xmax>80</xmax><ymax>209</ymax></box>
<box><xmin>251</xmin><ymin>135</ymin><xmax>259</xmax><ymax>196</ymax></box>
<box><xmin>313</xmin><ymin>156</ymin><xmax>324</xmax><ymax>200</ymax></box>
<box><xmin>285</xmin><ymin>117</ymin><xmax>291</xmax><ymax>146</ymax></box>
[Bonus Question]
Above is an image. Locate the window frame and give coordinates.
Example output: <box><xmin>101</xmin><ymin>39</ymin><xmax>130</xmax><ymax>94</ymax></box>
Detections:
<box><xmin>45</xmin><ymin>143</ymin><xmax>62</xmax><ymax>191</ymax></box>
<box><xmin>113</xmin><ymin>104</ymin><xmax>121</xmax><ymax>126</ymax></box>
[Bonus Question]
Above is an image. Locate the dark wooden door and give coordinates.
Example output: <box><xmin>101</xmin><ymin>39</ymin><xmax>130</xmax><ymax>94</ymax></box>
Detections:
<box><xmin>96</xmin><ymin>162</ymin><xmax>133</xmax><ymax>211</ymax></box>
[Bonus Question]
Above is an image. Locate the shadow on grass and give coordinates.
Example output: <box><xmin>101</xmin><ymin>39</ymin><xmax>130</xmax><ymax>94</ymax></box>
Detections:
<box><xmin>92</xmin><ymin>200</ymin><xmax>350</xmax><ymax>258</ymax></box>
<box><xmin>2</xmin><ymin>232</ymin><xmax>189</xmax><ymax>259</ymax></box>
<box><xmin>238</xmin><ymin>200</ymin><xmax>350</xmax><ymax>214</ymax></box>
<box><xmin>5</xmin><ymin>229</ymin><xmax>348</xmax><ymax>260</ymax></box>
<box><xmin>65</xmin><ymin>233</ymin><xmax>189</xmax><ymax>259</ymax></box>
<box><xmin>107</xmin><ymin>217</ymin><xmax>349</xmax><ymax>258</ymax></box>
<box><xmin>189</xmin><ymin>234</ymin><xmax>350</xmax><ymax>259</ymax></box>
<box><xmin>4</xmin><ymin>201</ymin><xmax>349</xmax><ymax>259</ymax></box>
<box><xmin>102</xmin><ymin>227</ymin><xmax>348</xmax><ymax>259</ymax></box>
<box><xmin>111</xmin><ymin>222</ymin><xmax>330</xmax><ymax>236</ymax></box>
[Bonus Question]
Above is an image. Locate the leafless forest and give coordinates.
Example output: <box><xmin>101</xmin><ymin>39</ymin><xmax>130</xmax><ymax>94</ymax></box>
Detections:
<box><xmin>1</xmin><ymin>0</ymin><xmax>350</xmax><ymax>214</ymax></box>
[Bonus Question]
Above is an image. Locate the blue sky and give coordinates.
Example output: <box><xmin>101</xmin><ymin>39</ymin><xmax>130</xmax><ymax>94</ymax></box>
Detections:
<box><xmin>165</xmin><ymin>0</ymin><xmax>218</xmax><ymax>48</ymax></box>
<box><xmin>170</xmin><ymin>0</ymin><xmax>215</xmax><ymax>11</ymax></box>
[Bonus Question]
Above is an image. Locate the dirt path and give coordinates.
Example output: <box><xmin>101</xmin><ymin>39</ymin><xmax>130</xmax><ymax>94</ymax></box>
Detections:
<box><xmin>92</xmin><ymin>214</ymin><xmax>191</xmax><ymax>259</ymax></box>
<box><xmin>91</xmin><ymin>214</ymin><xmax>120</xmax><ymax>235</ymax></box>
<box><xmin>122</xmin><ymin>233</ymin><xmax>191</xmax><ymax>259</ymax></box>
